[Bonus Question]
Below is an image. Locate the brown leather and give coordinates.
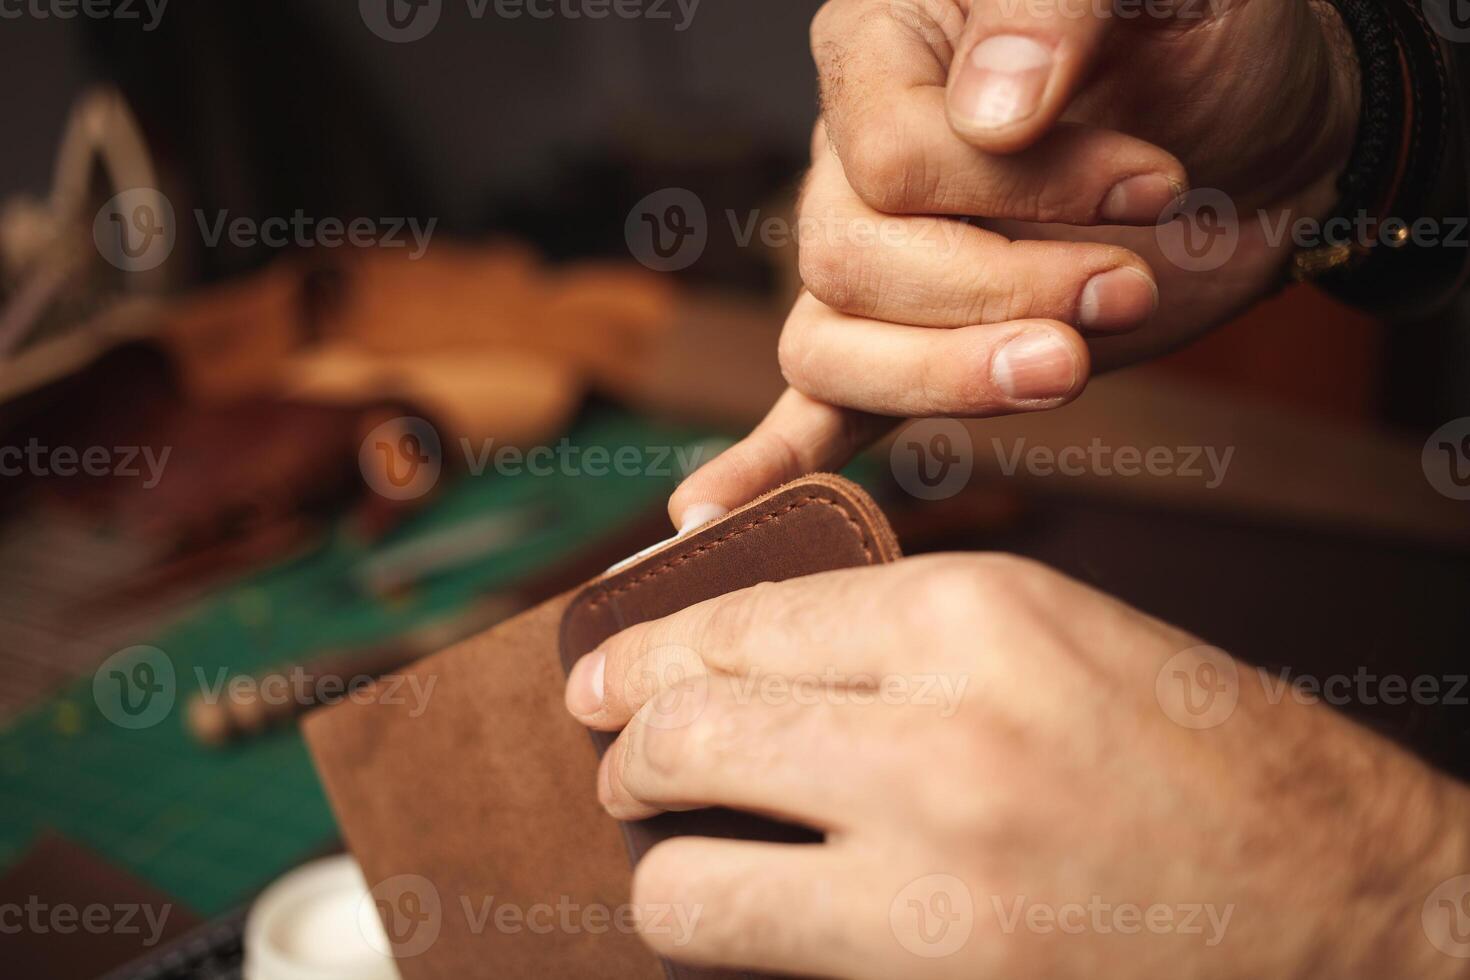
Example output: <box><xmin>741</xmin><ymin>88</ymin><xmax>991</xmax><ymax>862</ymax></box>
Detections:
<box><xmin>304</xmin><ymin>475</ymin><xmax>901</xmax><ymax>979</ymax></box>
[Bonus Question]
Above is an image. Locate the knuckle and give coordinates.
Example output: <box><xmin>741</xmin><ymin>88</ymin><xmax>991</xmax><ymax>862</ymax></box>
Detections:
<box><xmin>896</xmin><ymin>554</ymin><xmax>1055</xmax><ymax>642</ymax></box>
<box><xmin>970</xmin><ymin>265</ymin><xmax>1037</xmax><ymax>324</ymax></box>
<box><xmin>901</xmin><ymin>558</ymin><xmax>988</xmax><ymax>633</ymax></box>
<box><xmin>699</xmin><ymin>582</ymin><xmax>778</xmax><ymax>668</ymax></box>
<box><xmin>635</xmin><ymin>683</ymin><xmax>720</xmax><ymax>778</ymax></box>
<box><xmin>914</xmin><ymin>342</ymin><xmax>976</xmax><ymax>414</ymax></box>
<box><xmin>842</xmin><ymin>119</ymin><xmax>925</xmax><ymax>214</ymax></box>
<box><xmin>615</xmin><ymin>642</ymin><xmax>661</xmax><ymax>707</ymax></box>
<box><xmin>776</xmin><ymin>321</ymin><xmax>814</xmax><ymax>390</ymax></box>
<box><xmin>634</xmin><ymin>716</ymin><xmax>686</xmax><ymax>780</ymax></box>
<box><xmin>966</xmin><ymin>552</ymin><xmax>1053</xmax><ymax>598</ymax></box>
<box><xmin>985</xmin><ymin>174</ymin><xmax>1045</xmax><ymax>221</ymax></box>
<box><xmin>798</xmin><ymin>237</ymin><xmax>864</xmax><ymax>314</ymax></box>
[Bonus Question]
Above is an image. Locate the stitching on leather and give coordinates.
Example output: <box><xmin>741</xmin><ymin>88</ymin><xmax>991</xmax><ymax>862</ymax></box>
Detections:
<box><xmin>582</xmin><ymin>495</ymin><xmax>872</xmax><ymax>610</ymax></box>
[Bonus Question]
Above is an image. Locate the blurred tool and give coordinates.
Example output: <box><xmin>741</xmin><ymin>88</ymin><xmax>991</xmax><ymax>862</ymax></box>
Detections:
<box><xmin>1</xmin><ymin>86</ymin><xmax>167</xmax><ymax>361</ymax></box>
<box><xmin>351</xmin><ymin>504</ymin><xmax>551</xmax><ymax>596</ymax></box>
<box><xmin>186</xmin><ymin>596</ymin><xmax>519</xmax><ymax>747</ymax></box>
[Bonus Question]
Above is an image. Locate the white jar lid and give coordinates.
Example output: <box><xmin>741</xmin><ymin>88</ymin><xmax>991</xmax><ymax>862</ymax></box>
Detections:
<box><xmin>244</xmin><ymin>854</ymin><xmax>401</xmax><ymax>980</ymax></box>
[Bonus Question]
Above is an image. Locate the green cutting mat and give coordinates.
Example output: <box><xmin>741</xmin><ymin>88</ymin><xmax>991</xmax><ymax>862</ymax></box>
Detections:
<box><xmin>0</xmin><ymin>411</ymin><xmax>718</xmax><ymax>916</ymax></box>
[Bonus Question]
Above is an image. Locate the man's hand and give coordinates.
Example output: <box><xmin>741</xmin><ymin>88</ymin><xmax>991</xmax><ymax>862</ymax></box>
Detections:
<box><xmin>566</xmin><ymin>556</ymin><xmax>1470</xmax><ymax>978</ymax></box>
<box><xmin>668</xmin><ymin>0</ymin><xmax>1361</xmax><ymax>529</ymax></box>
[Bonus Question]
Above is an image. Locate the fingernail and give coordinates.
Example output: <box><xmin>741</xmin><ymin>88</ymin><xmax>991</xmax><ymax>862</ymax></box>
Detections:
<box><xmin>566</xmin><ymin>651</ymin><xmax>606</xmax><ymax>717</ymax></box>
<box><xmin>678</xmin><ymin>502</ymin><xmax>728</xmax><ymax>535</ymax></box>
<box><xmin>952</xmin><ymin>35</ymin><xmax>1054</xmax><ymax>132</ymax></box>
<box><xmin>1077</xmin><ymin>268</ymin><xmax>1159</xmax><ymax>332</ymax></box>
<box><xmin>993</xmin><ymin>330</ymin><xmax>1079</xmax><ymax>401</ymax></box>
<box><xmin>1099</xmin><ymin>175</ymin><xmax>1184</xmax><ymax>225</ymax></box>
<box><xmin>597</xmin><ymin>752</ymin><xmax>616</xmax><ymax>808</ymax></box>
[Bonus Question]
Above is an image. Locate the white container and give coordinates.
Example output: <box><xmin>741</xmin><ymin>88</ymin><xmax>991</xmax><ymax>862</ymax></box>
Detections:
<box><xmin>244</xmin><ymin>854</ymin><xmax>401</xmax><ymax>980</ymax></box>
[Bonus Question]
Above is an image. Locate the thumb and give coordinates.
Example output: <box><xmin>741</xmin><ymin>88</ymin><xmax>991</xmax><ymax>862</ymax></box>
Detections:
<box><xmin>947</xmin><ymin>1</ymin><xmax>1113</xmax><ymax>153</ymax></box>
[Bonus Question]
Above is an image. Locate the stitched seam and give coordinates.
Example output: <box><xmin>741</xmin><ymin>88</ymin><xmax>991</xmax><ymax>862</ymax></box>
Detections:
<box><xmin>582</xmin><ymin>495</ymin><xmax>872</xmax><ymax>610</ymax></box>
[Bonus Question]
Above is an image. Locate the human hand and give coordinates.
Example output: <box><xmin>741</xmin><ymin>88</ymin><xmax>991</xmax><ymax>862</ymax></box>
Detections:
<box><xmin>565</xmin><ymin>555</ymin><xmax>1470</xmax><ymax>978</ymax></box>
<box><xmin>668</xmin><ymin>0</ymin><xmax>1361</xmax><ymax>528</ymax></box>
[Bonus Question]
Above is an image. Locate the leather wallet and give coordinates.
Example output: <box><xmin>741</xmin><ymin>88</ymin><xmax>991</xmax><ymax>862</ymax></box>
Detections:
<box><xmin>305</xmin><ymin>474</ymin><xmax>903</xmax><ymax>979</ymax></box>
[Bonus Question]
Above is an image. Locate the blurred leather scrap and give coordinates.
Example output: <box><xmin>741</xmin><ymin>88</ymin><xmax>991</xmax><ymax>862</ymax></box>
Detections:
<box><xmin>156</xmin><ymin>242</ymin><xmax>677</xmax><ymax>449</ymax></box>
<box><xmin>303</xmin><ymin>475</ymin><xmax>902</xmax><ymax>979</ymax></box>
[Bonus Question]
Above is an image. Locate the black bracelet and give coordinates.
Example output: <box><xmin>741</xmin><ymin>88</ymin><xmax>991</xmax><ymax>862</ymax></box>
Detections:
<box><xmin>1330</xmin><ymin>0</ymin><xmax>1404</xmax><ymax>220</ymax></box>
<box><xmin>1299</xmin><ymin>0</ymin><xmax>1470</xmax><ymax>318</ymax></box>
<box><xmin>1293</xmin><ymin>0</ymin><xmax>1405</xmax><ymax>278</ymax></box>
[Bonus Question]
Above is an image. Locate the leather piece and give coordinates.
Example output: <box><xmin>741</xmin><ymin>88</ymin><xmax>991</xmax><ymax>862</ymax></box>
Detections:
<box><xmin>304</xmin><ymin>475</ymin><xmax>901</xmax><ymax>979</ymax></box>
<box><xmin>306</xmin><ymin>595</ymin><xmax>661</xmax><ymax>980</ymax></box>
<box><xmin>559</xmin><ymin>475</ymin><xmax>902</xmax><ymax>980</ymax></box>
<box><xmin>562</xmin><ymin>474</ymin><xmax>901</xmax><ymax>660</ymax></box>
<box><xmin>559</xmin><ymin>475</ymin><xmax>902</xmax><ymax>875</ymax></box>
